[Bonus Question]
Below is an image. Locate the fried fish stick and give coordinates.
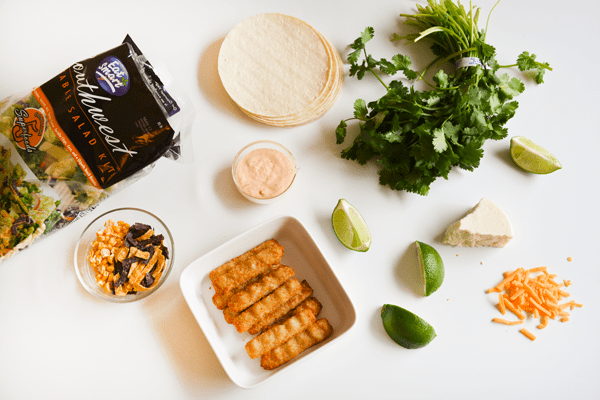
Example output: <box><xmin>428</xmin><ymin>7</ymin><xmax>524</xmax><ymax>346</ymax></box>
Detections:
<box><xmin>233</xmin><ymin>278</ymin><xmax>302</xmax><ymax>333</ymax></box>
<box><xmin>212</xmin><ymin>241</ymin><xmax>284</xmax><ymax>296</ymax></box>
<box><xmin>248</xmin><ymin>280</ymin><xmax>313</xmax><ymax>335</ymax></box>
<box><xmin>260</xmin><ymin>318</ymin><xmax>333</xmax><ymax>370</ymax></box>
<box><xmin>209</xmin><ymin>239</ymin><xmax>280</xmax><ymax>282</ymax></box>
<box><xmin>228</xmin><ymin>265</ymin><xmax>295</xmax><ymax>312</ymax></box>
<box><xmin>212</xmin><ymin>265</ymin><xmax>278</xmax><ymax>310</ymax></box>
<box><xmin>268</xmin><ymin>297</ymin><xmax>322</xmax><ymax>330</ymax></box>
<box><xmin>245</xmin><ymin>308</ymin><xmax>316</xmax><ymax>359</ymax></box>
<box><xmin>296</xmin><ymin>297</ymin><xmax>322</xmax><ymax>317</ymax></box>
<box><xmin>223</xmin><ymin>307</ymin><xmax>239</xmax><ymax>324</ymax></box>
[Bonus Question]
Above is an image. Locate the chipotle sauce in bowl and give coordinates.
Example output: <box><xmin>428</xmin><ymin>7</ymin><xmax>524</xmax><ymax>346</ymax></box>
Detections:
<box><xmin>232</xmin><ymin>140</ymin><xmax>297</xmax><ymax>204</ymax></box>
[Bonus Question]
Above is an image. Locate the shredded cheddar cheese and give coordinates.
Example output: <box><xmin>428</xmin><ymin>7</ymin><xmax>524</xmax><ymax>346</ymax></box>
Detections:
<box><xmin>487</xmin><ymin>266</ymin><xmax>582</xmax><ymax>340</ymax></box>
<box><xmin>520</xmin><ymin>328</ymin><xmax>536</xmax><ymax>341</ymax></box>
<box><xmin>492</xmin><ymin>318</ymin><xmax>523</xmax><ymax>326</ymax></box>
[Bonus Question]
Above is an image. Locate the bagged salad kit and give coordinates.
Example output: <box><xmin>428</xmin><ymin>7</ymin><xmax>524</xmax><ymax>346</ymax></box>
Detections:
<box><xmin>0</xmin><ymin>35</ymin><xmax>194</xmax><ymax>263</ymax></box>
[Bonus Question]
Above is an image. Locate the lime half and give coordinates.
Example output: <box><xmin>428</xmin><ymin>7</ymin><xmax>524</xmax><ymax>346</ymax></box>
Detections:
<box><xmin>331</xmin><ymin>199</ymin><xmax>371</xmax><ymax>252</ymax></box>
<box><xmin>381</xmin><ymin>304</ymin><xmax>436</xmax><ymax>349</ymax></box>
<box><xmin>510</xmin><ymin>136</ymin><xmax>562</xmax><ymax>174</ymax></box>
<box><xmin>415</xmin><ymin>241</ymin><xmax>445</xmax><ymax>296</ymax></box>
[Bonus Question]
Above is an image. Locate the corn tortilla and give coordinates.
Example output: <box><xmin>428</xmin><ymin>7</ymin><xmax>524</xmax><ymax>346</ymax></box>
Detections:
<box><xmin>218</xmin><ymin>13</ymin><xmax>342</xmax><ymax>126</ymax></box>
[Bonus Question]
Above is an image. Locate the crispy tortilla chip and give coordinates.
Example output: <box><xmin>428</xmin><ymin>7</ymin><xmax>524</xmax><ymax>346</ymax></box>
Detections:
<box><xmin>135</xmin><ymin>229</ymin><xmax>154</xmax><ymax>242</ymax></box>
<box><xmin>116</xmin><ymin>247</ymin><xmax>128</xmax><ymax>262</ymax></box>
<box><xmin>130</xmin><ymin>248</ymin><xmax>161</xmax><ymax>286</ymax></box>
<box><xmin>153</xmin><ymin>253</ymin><xmax>165</xmax><ymax>277</ymax></box>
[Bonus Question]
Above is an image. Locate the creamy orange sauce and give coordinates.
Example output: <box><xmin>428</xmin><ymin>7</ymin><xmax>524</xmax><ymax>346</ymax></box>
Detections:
<box><xmin>236</xmin><ymin>148</ymin><xmax>295</xmax><ymax>199</ymax></box>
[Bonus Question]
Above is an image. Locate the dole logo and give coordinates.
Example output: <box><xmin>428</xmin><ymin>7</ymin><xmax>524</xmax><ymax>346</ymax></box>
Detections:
<box><xmin>12</xmin><ymin>108</ymin><xmax>45</xmax><ymax>152</ymax></box>
<box><xmin>95</xmin><ymin>56</ymin><xmax>130</xmax><ymax>96</ymax></box>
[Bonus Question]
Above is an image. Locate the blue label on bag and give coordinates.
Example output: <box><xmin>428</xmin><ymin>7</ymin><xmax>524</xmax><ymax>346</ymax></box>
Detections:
<box><xmin>95</xmin><ymin>56</ymin><xmax>130</xmax><ymax>96</ymax></box>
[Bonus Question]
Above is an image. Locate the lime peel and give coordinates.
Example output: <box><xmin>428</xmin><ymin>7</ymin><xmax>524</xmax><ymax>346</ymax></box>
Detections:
<box><xmin>381</xmin><ymin>304</ymin><xmax>436</xmax><ymax>349</ymax></box>
<box><xmin>510</xmin><ymin>136</ymin><xmax>562</xmax><ymax>174</ymax></box>
<box><xmin>331</xmin><ymin>199</ymin><xmax>371</xmax><ymax>252</ymax></box>
<box><xmin>415</xmin><ymin>241</ymin><xmax>445</xmax><ymax>296</ymax></box>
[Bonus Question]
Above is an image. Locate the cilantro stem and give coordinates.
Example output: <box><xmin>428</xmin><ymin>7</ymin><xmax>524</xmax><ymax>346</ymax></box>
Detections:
<box><xmin>482</xmin><ymin>0</ymin><xmax>501</xmax><ymax>43</ymax></box>
<box><xmin>338</xmin><ymin>0</ymin><xmax>551</xmax><ymax>195</ymax></box>
<box><xmin>363</xmin><ymin>48</ymin><xmax>390</xmax><ymax>90</ymax></box>
<box><xmin>497</xmin><ymin>62</ymin><xmax>553</xmax><ymax>71</ymax></box>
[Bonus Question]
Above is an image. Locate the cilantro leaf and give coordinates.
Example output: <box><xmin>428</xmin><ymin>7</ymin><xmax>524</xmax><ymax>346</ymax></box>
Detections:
<box><xmin>353</xmin><ymin>99</ymin><xmax>368</xmax><ymax>120</ymax></box>
<box><xmin>432</xmin><ymin>128</ymin><xmax>448</xmax><ymax>152</ymax></box>
<box><xmin>335</xmin><ymin>120</ymin><xmax>347</xmax><ymax>144</ymax></box>
<box><xmin>516</xmin><ymin>51</ymin><xmax>538</xmax><ymax>71</ymax></box>
<box><xmin>337</xmin><ymin>3</ymin><xmax>550</xmax><ymax>195</ymax></box>
<box><xmin>516</xmin><ymin>51</ymin><xmax>552</xmax><ymax>83</ymax></box>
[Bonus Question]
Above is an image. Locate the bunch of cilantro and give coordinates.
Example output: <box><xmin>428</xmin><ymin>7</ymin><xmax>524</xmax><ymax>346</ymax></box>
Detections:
<box><xmin>335</xmin><ymin>0</ymin><xmax>551</xmax><ymax>195</ymax></box>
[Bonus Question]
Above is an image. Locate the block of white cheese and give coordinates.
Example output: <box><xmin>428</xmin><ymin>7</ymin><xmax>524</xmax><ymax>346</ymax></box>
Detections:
<box><xmin>443</xmin><ymin>198</ymin><xmax>513</xmax><ymax>247</ymax></box>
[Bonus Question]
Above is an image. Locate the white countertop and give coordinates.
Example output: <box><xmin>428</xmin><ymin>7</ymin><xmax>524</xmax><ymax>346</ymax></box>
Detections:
<box><xmin>0</xmin><ymin>0</ymin><xmax>598</xmax><ymax>399</ymax></box>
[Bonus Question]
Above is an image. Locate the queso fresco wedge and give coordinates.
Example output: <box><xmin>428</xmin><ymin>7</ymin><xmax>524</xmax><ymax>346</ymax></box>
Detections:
<box><xmin>335</xmin><ymin>0</ymin><xmax>551</xmax><ymax>195</ymax></box>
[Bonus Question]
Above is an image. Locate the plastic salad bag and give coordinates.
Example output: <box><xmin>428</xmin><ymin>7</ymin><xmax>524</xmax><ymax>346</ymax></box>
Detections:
<box><xmin>0</xmin><ymin>35</ymin><xmax>195</xmax><ymax>263</ymax></box>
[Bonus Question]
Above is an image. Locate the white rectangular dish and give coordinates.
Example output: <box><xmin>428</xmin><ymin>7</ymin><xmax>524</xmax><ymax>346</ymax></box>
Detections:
<box><xmin>179</xmin><ymin>215</ymin><xmax>357</xmax><ymax>389</ymax></box>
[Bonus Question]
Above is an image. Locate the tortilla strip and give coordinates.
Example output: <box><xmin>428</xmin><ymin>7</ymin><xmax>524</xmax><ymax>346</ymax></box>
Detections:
<box><xmin>209</xmin><ymin>239</ymin><xmax>281</xmax><ymax>282</ymax></box>
<box><xmin>246</xmin><ymin>308</ymin><xmax>316</xmax><ymax>359</ymax></box>
<box><xmin>153</xmin><ymin>253</ymin><xmax>166</xmax><ymax>277</ymax></box>
<box><xmin>212</xmin><ymin>240</ymin><xmax>284</xmax><ymax>296</ymax></box>
<box><xmin>135</xmin><ymin>229</ymin><xmax>154</xmax><ymax>242</ymax></box>
<box><xmin>233</xmin><ymin>278</ymin><xmax>302</xmax><ymax>333</ymax></box>
<box><xmin>260</xmin><ymin>318</ymin><xmax>333</xmax><ymax>370</ymax></box>
<box><xmin>129</xmin><ymin>248</ymin><xmax>161</xmax><ymax>286</ymax></box>
<box><xmin>248</xmin><ymin>280</ymin><xmax>313</xmax><ymax>335</ymax></box>
<box><xmin>228</xmin><ymin>265</ymin><xmax>295</xmax><ymax>312</ymax></box>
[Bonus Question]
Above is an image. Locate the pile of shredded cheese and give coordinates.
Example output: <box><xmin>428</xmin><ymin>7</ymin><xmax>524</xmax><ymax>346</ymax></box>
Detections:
<box><xmin>487</xmin><ymin>266</ymin><xmax>582</xmax><ymax>341</ymax></box>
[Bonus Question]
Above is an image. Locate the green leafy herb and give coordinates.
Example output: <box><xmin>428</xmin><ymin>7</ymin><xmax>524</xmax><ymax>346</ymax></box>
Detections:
<box><xmin>336</xmin><ymin>0</ymin><xmax>551</xmax><ymax>195</ymax></box>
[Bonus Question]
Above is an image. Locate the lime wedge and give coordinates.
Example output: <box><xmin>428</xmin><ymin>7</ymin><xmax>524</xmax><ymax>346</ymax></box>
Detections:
<box><xmin>381</xmin><ymin>304</ymin><xmax>436</xmax><ymax>349</ymax></box>
<box><xmin>415</xmin><ymin>241</ymin><xmax>445</xmax><ymax>296</ymax></box>
<box><xmin>331</xmin><ymin>199</ymin><xmax>371</xmax><ymax>252</ymax></box>
<box><xmin>510</xmin><ymin>136</ymin><xmax>562</xmax><ymax>174</ymax></box>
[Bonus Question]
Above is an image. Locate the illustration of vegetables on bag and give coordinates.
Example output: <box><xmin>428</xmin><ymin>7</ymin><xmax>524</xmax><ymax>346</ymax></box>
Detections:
<box><xmin>0</xmin><ymin>35</ymin><xmax>195</xmax><ymax>263</ymax></box>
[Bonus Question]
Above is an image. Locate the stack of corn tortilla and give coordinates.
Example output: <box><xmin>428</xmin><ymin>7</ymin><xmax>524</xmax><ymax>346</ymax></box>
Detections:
<box><xmin>218</xmin><ymin>13</ymin><xmax>343</xmax><ymax>127</ymax></box>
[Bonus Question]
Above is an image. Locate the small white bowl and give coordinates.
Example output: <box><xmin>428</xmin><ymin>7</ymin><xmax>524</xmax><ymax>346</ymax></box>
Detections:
<box><xmin>179</xmin><ymin>215</ymin><xmax>356</xmax><ymax>389</ymax></box>
<box><xmin>74</xmin><ymin>208</ymin><xmax>174</xmax><ymax>303</ymax></box>
<box><xmin>232</xmin><ymin>140</ymin><xmax>298</xmax><ymax>204</ymax></box>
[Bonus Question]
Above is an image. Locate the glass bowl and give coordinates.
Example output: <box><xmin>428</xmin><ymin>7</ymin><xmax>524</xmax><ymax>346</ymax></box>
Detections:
<box><xmin>74</xmin><ymin>207</ymin><xmax>174</xmax><ymax>303</ymax></box>
<box><xmin>232</xmin><ymin>140</ymin><xmax>298</xmax><ymax>204</ymax></box>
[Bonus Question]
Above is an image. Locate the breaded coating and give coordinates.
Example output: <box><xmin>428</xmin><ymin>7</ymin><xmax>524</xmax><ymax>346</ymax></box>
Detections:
<box><xmin>233</xmin><ymin>278</ymin><xmax>302</xmax><ymax>333</ymax></box>
<box><xmin>228</xmin><ymin>265</ymin><xmax>295</xmax><ymax>312</ymax></box>
<box><xmin>209</xmin><ymin>239</ymin><xmax>281</xmax><ymax>282</ymax></box>
<box><xmin>223</xmin><ymin>307</ymin><xmax>239</xmax><ymax>325</ymax></box>
<box><xmin>212</xmin><ymin>265</ymin><xmax>277</xmax><ymax>310</ymax></box>
<box><xmin>260</xmin><ymin>318</ymin><xmax>333</xmax><ymax>370</ymax></box>
<box><xmin>248</xmin><ymin>280</ymin><xmax>313</xmax><ymax>335</ymax></box>
<box><xmin>295</xmin><ymin>297</ymin><xmax>322</xmax><ymax>318</ymax></box>
<box><xmin>212</xmin><ymin>240</ymin><xmax>284</xmax><ymax>296</ymax></box>
<box><xmin>267</xmin><ymin>297</ymin><xmax>322</xmax><ymax>330</ymax></box>
<box><xmin>245</xmin><ymin>308</ymin><xmax>316</xmax><ymax>359</ymax></box>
